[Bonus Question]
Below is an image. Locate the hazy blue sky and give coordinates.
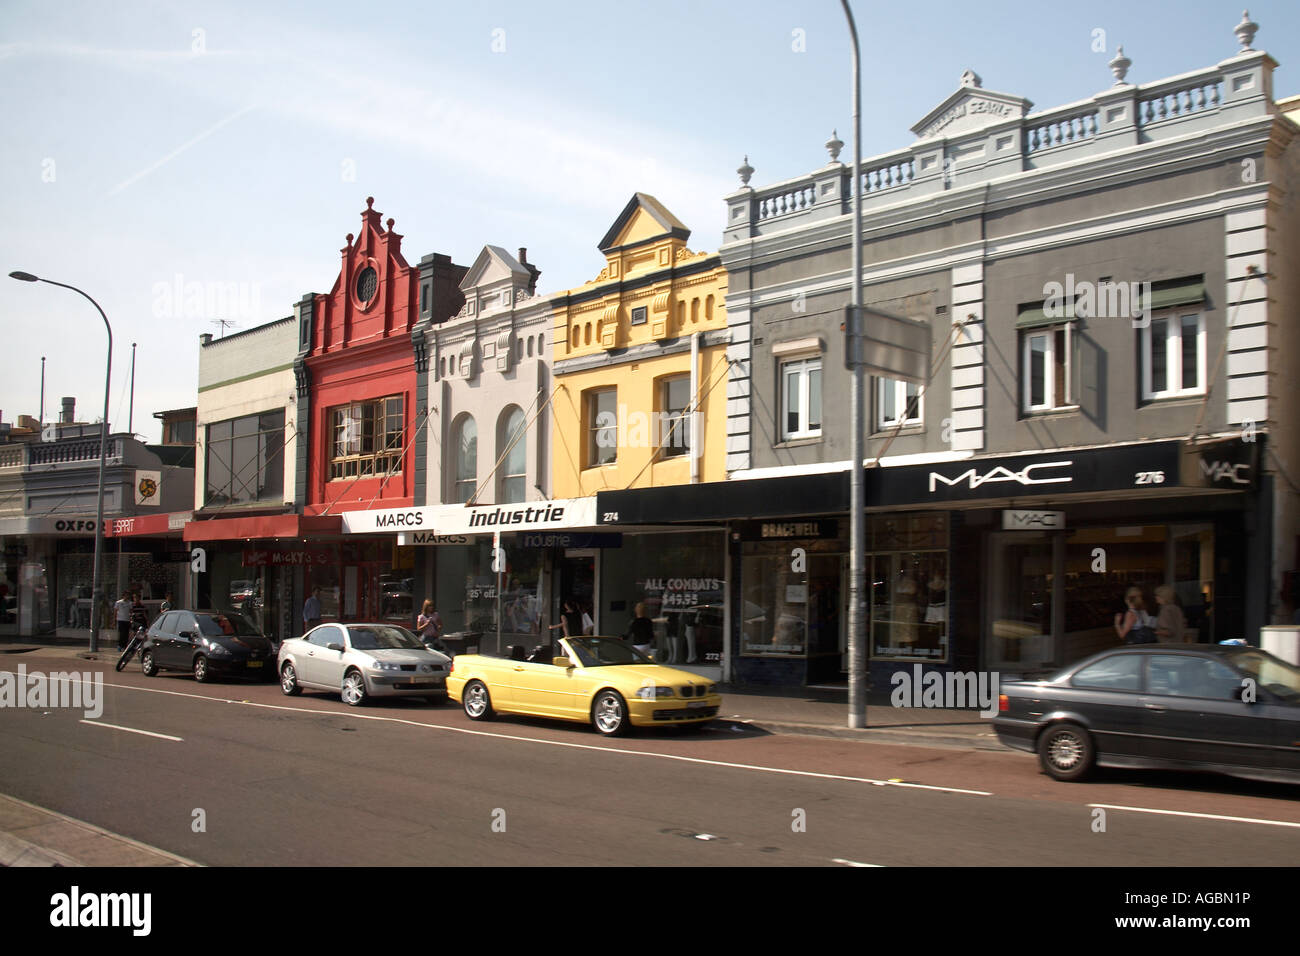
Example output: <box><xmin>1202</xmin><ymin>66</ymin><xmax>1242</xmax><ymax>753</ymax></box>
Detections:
<box><xmin>2</xmin><ymin>0</ymin><xmax>1297</xmax><ymax>439</ymax></box>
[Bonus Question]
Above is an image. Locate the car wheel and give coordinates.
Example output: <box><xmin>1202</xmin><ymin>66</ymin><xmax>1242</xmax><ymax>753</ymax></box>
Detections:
<box><xmin>193</xmin><ymin>655</ymin><xmax>210</xmax><ymax>683</ymax></box>
<box><xmin>140</xmin><ymin>650</ymin><xmax>158</xmax><ymax>677</ymax></box>
<box><xmin>341</xmin><ymin>670</ymin><xmax>368</xmax><ymax>707</ymax></box>
<box><xmin>463</xmin><ymin>680</ymin><xmax>494</xmax><ymax>720</ymax></box>
<box><xmin>1038</xmin><ymin>722</ymin><xmax>1095</xmax><ymax>782</ymax></box>
<box><xmin>592</xmin><ymin>689</ymin><xmax>629</xmax><ymax>737</ymax></box>
<box><xmin>280</xmin><ymin>662</ymin><xmax>302</xmax><ymax>696</ymax></box>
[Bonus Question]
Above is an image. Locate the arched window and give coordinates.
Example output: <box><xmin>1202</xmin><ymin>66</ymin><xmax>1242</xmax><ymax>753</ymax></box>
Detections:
<box><xmin>453</xmin><ymin>415</ymin><xmax>477</xmax><ymax>503</ymax></box>
<box><xmin>706</xmin><ymin>294</ymin><xmax>715</xmax><ymax>321</ymax></box>
<box><xmin>497</xmin><ymin>406</ymin><xmax>527</xmax><ymax>503</ymax></box>
<box><xmin>691</xmin><ymin>298</ymin><xmax>700</xmax><ymax>324</ymax></box>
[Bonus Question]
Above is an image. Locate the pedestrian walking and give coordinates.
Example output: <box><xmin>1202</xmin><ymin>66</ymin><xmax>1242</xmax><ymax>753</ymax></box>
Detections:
<box><xmin>129</xmin><ymin>591</ymin><xmax>149</xmax><ymax>634</ymax></box>
<box><xmin>625</xmin><ymin>601</ymin><xmax>655</xmax><ymax>656</ymax></box>
<box><xmin>1114</xmin><ymin>586</ymin><xmax>1156</xmax><ymax>644</ymax></box>
<box><xmin>416</xmin><ymin>599</ymin><xmax>445</xmax><ymax>652</ymax></box>
<box><xmin>559</xmin><ymin>599</ymin><xmax>584</xmax><ymax>639</ymax></box>
<box><xmin>115</xmin><ymin>590</ymin><xmax>132</xmax><ymax>651</ymax></box>
<box><xmin>1154</xmin><ymin>585</ymin><xmax>1187</xmax><ymax>642</ymax></box>
<box><xmin>303</xmin><ymin>587</ymin><xmax>322</xmax><ymax>633</ymax></box>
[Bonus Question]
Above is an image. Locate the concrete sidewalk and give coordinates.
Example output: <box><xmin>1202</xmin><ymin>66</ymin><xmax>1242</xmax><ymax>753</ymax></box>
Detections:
<box><xmin>715</xmin><ymin>685</ymin><xmax>1005</xmax><ymax>749</ymax></box>
<box><xmin>0</xmin><ymin>794</ymin><xmax>197</xmax><ymax>867</ymax></box>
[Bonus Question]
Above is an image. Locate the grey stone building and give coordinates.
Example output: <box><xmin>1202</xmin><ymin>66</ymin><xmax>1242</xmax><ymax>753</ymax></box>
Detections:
<box><xmin>699</xmin><ymin>14</ymin><xmax>1296</xmax><ymax>685</ymax></box>
<box><xmin>0</xmin><ymin>399</ymin><xmax>195</xmax><ymax>638</ymax></box>
<box><xmin>415</xmin><ymin>245</ymin><xmax>556</xmax><ymax>645</ymax></box>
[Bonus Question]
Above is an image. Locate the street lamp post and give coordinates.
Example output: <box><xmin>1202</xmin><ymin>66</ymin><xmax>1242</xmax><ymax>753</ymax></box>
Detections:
<box><xmin>840</xmin><ymin>0</ymin><xmax>867</xmax><ymax>728</ymax></box>
<box><xmin>9</xmin><ymin>271</ymin><xmax>113</xmax><ymax>654</ymax></box>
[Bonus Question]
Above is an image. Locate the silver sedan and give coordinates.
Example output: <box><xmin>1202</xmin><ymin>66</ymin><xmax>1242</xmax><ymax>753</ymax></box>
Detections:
<box><xmin>278</xmin><ymin>623</ymin><xmax>451</xmax><ymax>706</ymax></box>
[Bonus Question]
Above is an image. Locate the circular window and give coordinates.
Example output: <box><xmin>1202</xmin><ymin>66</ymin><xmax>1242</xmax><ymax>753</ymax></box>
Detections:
<box><xmin>355</xmin><ymin>267</ymin><xmax>378</xmax><ymax>304</ymax></box>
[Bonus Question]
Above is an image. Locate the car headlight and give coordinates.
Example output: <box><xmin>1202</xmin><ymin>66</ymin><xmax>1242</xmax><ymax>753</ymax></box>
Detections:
<box><xmin>369</xmin><ymin>660</ymin><xmax>401</xmax><ymax>671</ymax></box>
<box><xmin>635</xmin><ymin>686</ymin><xmax>674</xmax><ymax>699</ymax></box>
<box><xmin>203</xmin><ymin>639</ymin><xmax>231</xmax><ymax>657</ymax></box>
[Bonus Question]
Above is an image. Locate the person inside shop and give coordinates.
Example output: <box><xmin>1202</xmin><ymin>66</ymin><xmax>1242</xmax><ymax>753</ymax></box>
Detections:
<box><xmin>1114</xmin><ymin>586</ymin><xmax>1156</xmax><ymax>644</ymax></box>
<box><xmin>303</xmin><ymin>587</ymin><xmax>322</xmax><ymax>634</ymax></box>
<box><xmin>625</xmin><ymin>602</ymin><xmax>655</xmax><ymax>657</ymax></box>
<box><xmin>1153</xmin><ymin>585</ymin><xmax>1186</xmax><ymax>642</ymax></box>
<box><xmin>129</xmin><ymin>590</ymin><xmax>150</xmax><ymax>635</ymax></box>
<box><xmin>115</xmin><ymin>590</ymin><xmax>133</xmax><ymax>651</ymax></box>
<box><xmin>417</xmin><ymin>599</ymin><xmax>447</xmax><ymax>653</ymax></box>
<box><xmin>160</xmin><ymin>592</ymin><xmax>174</xmax><ymax>614</ymax></box>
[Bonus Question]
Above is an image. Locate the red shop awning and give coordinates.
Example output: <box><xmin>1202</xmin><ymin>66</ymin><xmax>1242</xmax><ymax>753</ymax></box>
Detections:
<box><xmin>182</xmin><ymin>513</ymin><xmax>342</xmax><ymax>542</ymax></box>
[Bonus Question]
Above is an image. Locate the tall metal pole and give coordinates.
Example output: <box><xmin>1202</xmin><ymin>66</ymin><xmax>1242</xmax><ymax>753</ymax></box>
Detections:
<box><xmin>8</xmin><ymin>272</ymin><xmax>112</xmax><ymax>653</ymax></box>
<box><xmin>39</xmin><ymin>356</ymin><xmax>45</xmax><ymax>431</ymax></box>
<box><xmin>128</xmin><ymin>342</ymin><xmax>136</xmax><ymax>435</ymax></box>
<box><xmin>841</xmin><ymin>0</ymin><xmax>867</xmax><ymax>728</ymax></box>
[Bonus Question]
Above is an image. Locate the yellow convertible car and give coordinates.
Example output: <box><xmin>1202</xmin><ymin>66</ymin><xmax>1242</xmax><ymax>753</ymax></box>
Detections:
<box><xmin>447</xmin><ymin>637</ymin><xmax>722</xmax><ymax>736</ymax></box>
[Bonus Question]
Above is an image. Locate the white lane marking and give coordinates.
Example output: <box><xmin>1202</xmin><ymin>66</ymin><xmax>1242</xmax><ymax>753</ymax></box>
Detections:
<box><xmin>832</xmin><ymin>858</ymin><xmax>884</xmax><ymax>867</ymax></box>
<box><xmin>1088</xmin><ymin>803</ymin><xmax>1300</xmax><ymax>830</ymax></box>
<box><xmin>0</xmin><ymin>793</ymin><xmax>201</xmax><ymax>866</ymax></box>
<box><xmin>79</xmin><ymin>720</ymin><xmax>183</xmax><ymax>742</ymax></box>
<box><xmin>40</xmin><ymin>674</ymin><xmax>993</xmax><ymax>797</ymax></box>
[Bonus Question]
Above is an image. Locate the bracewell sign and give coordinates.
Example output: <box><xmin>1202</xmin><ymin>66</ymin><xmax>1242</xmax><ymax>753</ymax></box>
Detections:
<box><xmin>342</xmin><ymin>497</ymin><xmax>598</xmax><ymax>537</ymax></box>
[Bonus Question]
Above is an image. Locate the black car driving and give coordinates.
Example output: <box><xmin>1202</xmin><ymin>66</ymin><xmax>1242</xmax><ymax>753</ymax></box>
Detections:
<box><xmin>994</xmin><ymin>643</ymin><xmax>1300</xmax><ymax>784</ymax></box>
<box><xmin>140</xmin><ymin>609</ymin><xmax>278</xmax><ymax>683</ymax></box>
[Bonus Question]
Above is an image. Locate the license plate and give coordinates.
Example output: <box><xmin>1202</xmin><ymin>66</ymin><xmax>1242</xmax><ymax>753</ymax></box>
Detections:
<box><xmin>246</xmin><ymin>660</ymin><xmax>263</xmax><ymax>668</ymax></box>
<box><xmin>687</xmin><ymin>701</ymin><xmax>709</xmax><ymax>709</ymax></box>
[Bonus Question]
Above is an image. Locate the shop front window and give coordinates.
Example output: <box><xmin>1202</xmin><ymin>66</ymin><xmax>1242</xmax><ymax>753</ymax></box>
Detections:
<box><xmin>434</xmin><ymin>539</ymin><xmax>542</xmax><ymax>657</ymax></box>
<box><xmin>600</xmin><ymin>531</ymin><xmax>725</xmax><ymax>670</ymax></box>
<box><xmin>989</xmin><ymin>532</ymin><xmax>1054</xmax><ymax>673</ymax></box>
<box><xmin>869</xmin><ymin>513</ymin><xmax>949</xmax><ymax>662</ymax></box>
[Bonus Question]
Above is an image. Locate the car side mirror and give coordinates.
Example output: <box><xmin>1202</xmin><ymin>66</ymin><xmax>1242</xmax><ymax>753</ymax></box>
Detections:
<box><xmin>553</xmin><ymin>657</ymin><xmax>574</xmax><ymax>669</ymax></box>
<box><xmin>327</xmin><ymin>642</ymin><xmax>344</xmax><ymax>652</ymax></box>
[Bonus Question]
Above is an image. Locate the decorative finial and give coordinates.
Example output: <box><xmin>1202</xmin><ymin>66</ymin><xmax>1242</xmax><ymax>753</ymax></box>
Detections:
<box><xmin>386</xmin><ymin>217</ymin><xmax>395</xmax><ymax>232</ymax></box>
<box><xmin>365</xmin><ymin>196</ymin><xmax>375</xmax><ymax>209</ymax></box>
<box><xmin>825</xmin><ymin>130</ymin><xmax>844</xmax><ymax>162</ymax></box>
<box><xmin>1234</xmin><ymin>10</ymin><xmax>1258</xmax><ymax>52</ymax></box>
<box><xmin>960</xmin><ymin>69</ymin><xmax>982</xmax><ymax>88</ymax></box>
<box><xmin>737</xmin><ymin>155</ymin><xmax>754</xmax><ymax>186</ymax></box>
<box><xmin>345</xmin><ymin>232</ymin><xmax>354</xmax><ymax>245</ymax></box>
<box><xmin>1108</xmin><ymin>45</ymin><xmax>1131</xmax><ymax>85</ymax></box>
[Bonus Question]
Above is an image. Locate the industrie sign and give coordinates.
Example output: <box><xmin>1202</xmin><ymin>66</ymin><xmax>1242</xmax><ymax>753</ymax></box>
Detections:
<box><xmin>342</xmin><ymin>497</ymin><xmax>598</xmax><ymax>537</ymax></box>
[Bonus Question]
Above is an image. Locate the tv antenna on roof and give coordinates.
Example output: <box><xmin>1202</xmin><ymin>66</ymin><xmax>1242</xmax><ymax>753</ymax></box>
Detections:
<box><xmin>210</xmin><ymin>318</ymin><xmax>240</xmax><ymax>339</ymax></box>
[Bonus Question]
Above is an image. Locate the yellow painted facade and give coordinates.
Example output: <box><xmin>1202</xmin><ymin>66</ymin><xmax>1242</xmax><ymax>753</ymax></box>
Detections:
<box><xmin>550</xmin><ymin>194</ymin><xmax>729</xmax><ymax>498</ymax></box>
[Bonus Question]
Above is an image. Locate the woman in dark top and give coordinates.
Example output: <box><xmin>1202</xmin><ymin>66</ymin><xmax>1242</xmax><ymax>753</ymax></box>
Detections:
<box><xmin>560</xmin><ymin>600</ymin><xmax>584</xmax><ymax>639</ymax></box>
<box><xmin>626</xmin><ymin>602</ymin><xmax>655</xmax><ymax>654</ymax></box>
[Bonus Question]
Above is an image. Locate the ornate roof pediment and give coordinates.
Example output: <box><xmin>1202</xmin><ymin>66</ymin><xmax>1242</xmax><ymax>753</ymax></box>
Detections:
<box><xmin>910</xmin><ymin>70</ymin><xmax>1033</xmax><ymax>140</ymax></box>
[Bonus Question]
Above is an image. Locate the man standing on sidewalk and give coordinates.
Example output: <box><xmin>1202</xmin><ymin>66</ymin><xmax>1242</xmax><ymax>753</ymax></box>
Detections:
<box><xmin>114</xmin><ymin>591</ymin><xmax>132</xmax><ymax>651</ymax></box>
<box><xmin>302</xmin><ymin>587</ymin><xmax>322</xmax><ymax>635</ymax></box>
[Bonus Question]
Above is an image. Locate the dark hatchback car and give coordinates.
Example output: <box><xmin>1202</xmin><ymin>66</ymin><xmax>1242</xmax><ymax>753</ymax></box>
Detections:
<box><xmin>140</xmin><ymin>610</ymin><xmax>277</xmax><ymax>683</ymax></box>
<box><xmin>994</xmin><ymin>644</ymin><xmax>1300</xmax><ymax>784</ymax></box>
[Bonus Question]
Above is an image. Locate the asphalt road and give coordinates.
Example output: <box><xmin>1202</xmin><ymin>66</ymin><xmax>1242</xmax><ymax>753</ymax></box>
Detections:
<box><xmin>1</xmin><ymin>649</ymin><xmax>1298</xmax><ymax>866</ymax></box>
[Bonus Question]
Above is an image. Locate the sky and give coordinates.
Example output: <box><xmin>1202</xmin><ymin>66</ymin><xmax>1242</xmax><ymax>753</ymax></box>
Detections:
<box><xmin>2</xmin><ymin>0</ymin><xmax>1297</xmax><ymax>442</ymax></box>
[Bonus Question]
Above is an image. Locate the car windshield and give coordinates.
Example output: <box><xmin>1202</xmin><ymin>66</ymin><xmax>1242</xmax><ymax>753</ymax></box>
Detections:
<box><xmin>1230</xmin><ymin>650</ymin><xmax>1300</xmax><ymax>701</ymax></box>
<box><xmin>565</xmin><ymin>637</ymin><xmax>651</xmax><ymax>667</ymax></box>
<box><xmin>196</xmin><ymin>613</ymin><xmax>261</xmax><ymax>637</ymax></box>
<box><xmin>348</xmin><ymin>625</ymin><xmax>424</xmax><ymax>651</ymax></box>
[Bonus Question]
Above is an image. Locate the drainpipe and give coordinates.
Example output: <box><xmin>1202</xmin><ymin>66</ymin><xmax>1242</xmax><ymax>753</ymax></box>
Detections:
<box><xmin>690</xmin><ymin>331</ymin><xmax>701</xmax><ymax>483</ymax></box>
